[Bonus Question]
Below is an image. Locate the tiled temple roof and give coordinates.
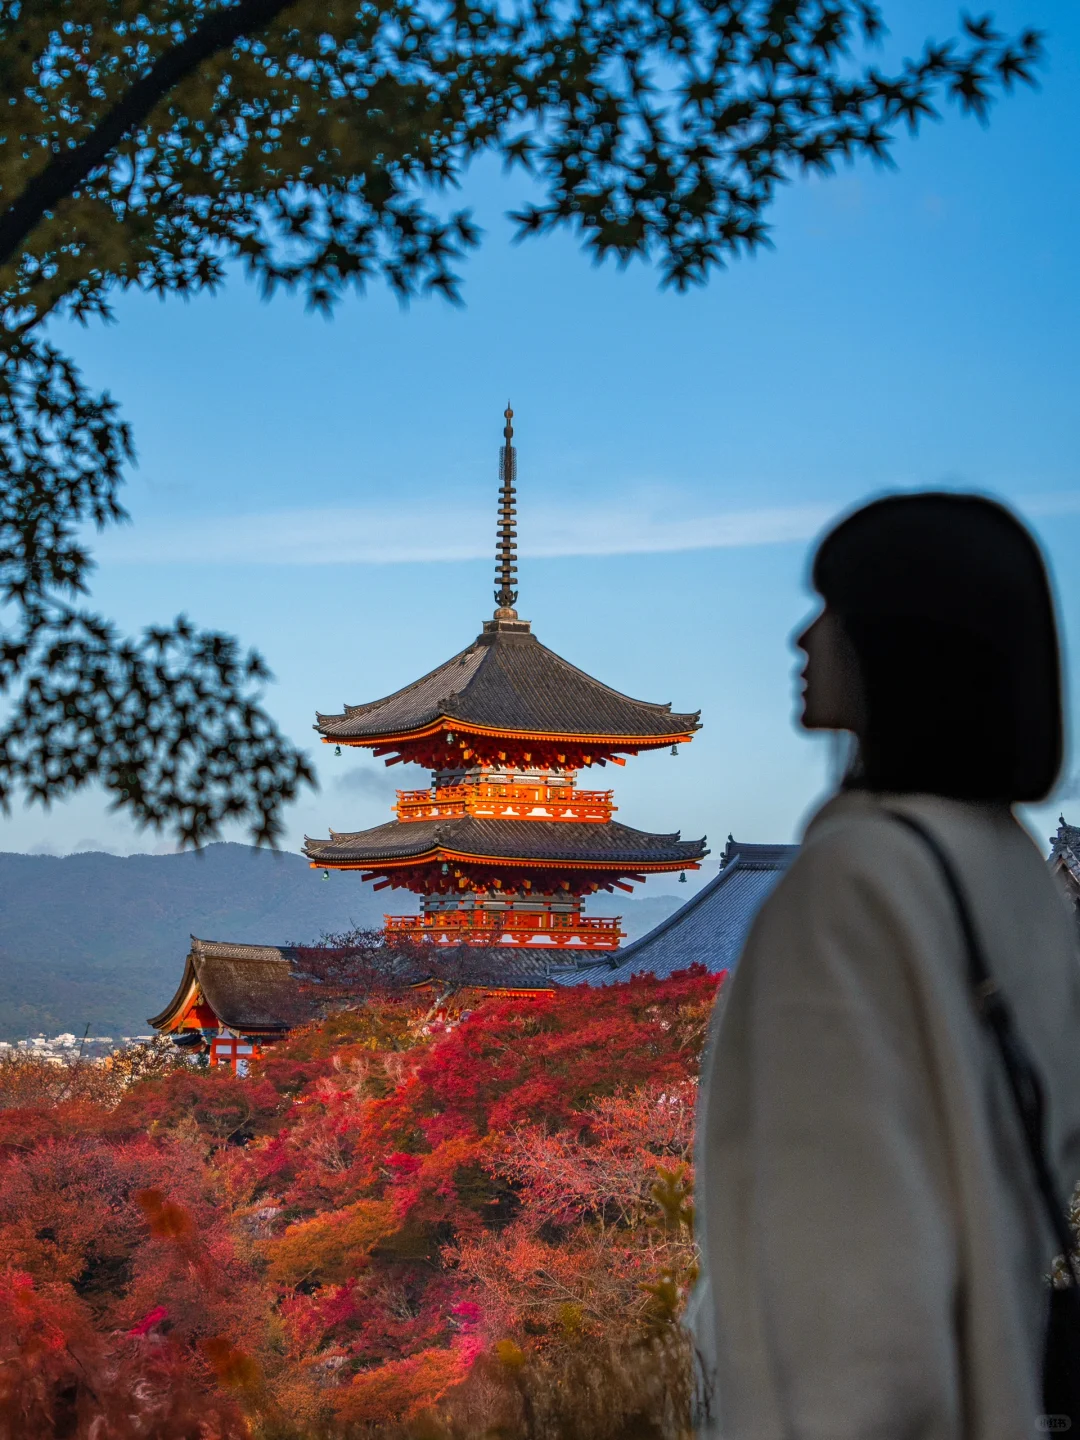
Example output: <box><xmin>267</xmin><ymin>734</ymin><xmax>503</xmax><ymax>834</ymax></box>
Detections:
<box><xmin>148</xmin><ymin>938</ymin><xmax>321</xmax><ymax>1033</ymax></box>
<box><xmin>410</xmin><ymin>947</ymin><xmax>560</xmax><ymax>991</ymax></box>
<box><xmin>315</xmin><ymin>620</ymin><xmax>701</xmax><ymax>745</ymax></box>
<box><xmin>303</xmin><ymin>816</ymin><xmax>707</xmax><ymax>868</ymax></box>
<box><xmin>149</xmin><ymin>938</ymin><xmax>563</xmax><ymax>1031</ymax></box>
<box><xmin>150</xmin><ymin>826</ymin><xmax>1080</xmax><ymax>1038</ymax></box>
<box><xmin>1051</xmin><ymin>815</ymin><xmax>1080</xmax><ymax>890</ymax></box>
<box><xmin>557</xmin><ymin>839</ymin><xmax>797</xmax><ymax>986</ymax></box>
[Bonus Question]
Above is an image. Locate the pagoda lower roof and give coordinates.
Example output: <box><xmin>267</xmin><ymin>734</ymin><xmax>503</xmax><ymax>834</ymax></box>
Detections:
<box><xmin>315</xmin><ymin>618</ymin><xmax>700</xmax><ymax>753</ymax></box>
<box><xmin>303</xmin><ymin>817</ymin><xmax>706</xmax><ymax>871</ymax></box>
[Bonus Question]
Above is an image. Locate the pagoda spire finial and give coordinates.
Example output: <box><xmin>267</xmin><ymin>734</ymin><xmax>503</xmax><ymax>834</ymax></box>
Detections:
<box><xmin>494</xmin><ymin>403</ymin><xmax>519</xmax><ymax>618</ymax></box>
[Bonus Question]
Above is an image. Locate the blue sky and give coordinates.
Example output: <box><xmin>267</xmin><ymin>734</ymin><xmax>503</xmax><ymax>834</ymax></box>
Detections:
<box><xmin>5</xmin><ymin>0</ymin><xmax>1079</xmax><ymax>893</ymax></box>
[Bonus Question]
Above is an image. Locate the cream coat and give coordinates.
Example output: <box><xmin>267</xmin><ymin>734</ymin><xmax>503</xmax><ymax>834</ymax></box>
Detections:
<box><xmin>691</xmin><ymin>790</ymin><xmax>1080</xmax><ymax>1440</ymax></box>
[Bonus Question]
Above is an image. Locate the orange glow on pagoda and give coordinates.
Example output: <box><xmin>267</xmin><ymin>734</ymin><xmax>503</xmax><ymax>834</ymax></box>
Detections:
<box><xmin>305</xmin><ymin>407</ymin><xmax>706</xmax><ymax>955</ymax></box>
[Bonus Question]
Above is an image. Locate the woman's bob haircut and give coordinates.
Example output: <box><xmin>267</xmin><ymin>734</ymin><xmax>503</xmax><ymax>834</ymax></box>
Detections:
<box><xmin>812</xmin><ymin>492</ymin><xmax>1063</xmax><ymax>803</ymax></box>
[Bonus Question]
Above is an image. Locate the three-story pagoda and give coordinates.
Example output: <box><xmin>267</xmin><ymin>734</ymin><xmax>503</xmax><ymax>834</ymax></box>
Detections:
<box><xmin>304</xmin><ymin>409</ymin><xmax>707</xmax><ymax>957</ymax></box>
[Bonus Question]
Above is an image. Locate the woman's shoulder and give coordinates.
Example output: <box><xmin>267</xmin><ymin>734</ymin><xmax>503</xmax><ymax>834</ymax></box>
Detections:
<box><xmin>742</xmin><ymin>801</ymin><xmax>920</xmax><ymax>960</ymax></box>
<box><xmin>786</xmin><ymin>790</ymin><xmax>933</xmax><ymax>885</ymax></box>
<box><xmin>727</xmin><ymin>799</ymin><xmax>953</xmax><ymax>1009</ymax></box>
<box><xmin>796</xmin><ymin>789</ymin><xmax>1036</xmax><ymax>868</ymax></box>
<box><xmin>763</xmin><ymin>789</ymin><xmax>1062</xmax><ymax>937</ymax></box>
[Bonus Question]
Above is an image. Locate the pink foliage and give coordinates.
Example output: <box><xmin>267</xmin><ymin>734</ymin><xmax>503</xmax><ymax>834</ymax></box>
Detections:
<box><xmin>0</xmin><ymin>969</ymin><xmax>719</xmax><ymax>1433</ymax></box>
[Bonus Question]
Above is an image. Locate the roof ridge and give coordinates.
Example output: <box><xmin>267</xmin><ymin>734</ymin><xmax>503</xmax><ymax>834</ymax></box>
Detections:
<box><xmin>191</xmin><ymin>937</ymin><xmax>293</xmax><ymax>960</ymax></box>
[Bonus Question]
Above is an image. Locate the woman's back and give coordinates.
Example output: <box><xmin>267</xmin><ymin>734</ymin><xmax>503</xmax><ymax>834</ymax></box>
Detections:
<box><xmin>694</xmin><ymin>791</ymin><xmax>1080</xmax><ymax>1439</ymax></box>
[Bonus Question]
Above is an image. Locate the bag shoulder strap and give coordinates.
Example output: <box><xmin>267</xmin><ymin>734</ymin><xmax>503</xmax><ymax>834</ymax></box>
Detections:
<box><xmin>888</xmin><ymin>809</ymin><xmax>1078</xmax><ymax>1285</ymax></box>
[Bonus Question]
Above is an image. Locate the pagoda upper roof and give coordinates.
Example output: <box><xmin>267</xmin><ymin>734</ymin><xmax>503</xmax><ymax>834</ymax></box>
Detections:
<box><xmin>304</xmin><ymin>815</ymin><xmax>706</xmax><ymax>870</ymax></box>
<box><xmin>315</xmin><ymin>618</ymin><xmax>701</xmax><ymax>754</ymax></box>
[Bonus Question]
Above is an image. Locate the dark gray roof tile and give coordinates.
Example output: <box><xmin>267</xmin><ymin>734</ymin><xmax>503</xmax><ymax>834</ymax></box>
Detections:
<box><xmin>1051</xmin><ymin>817</ymin><xmax>1080</xmax><ymax>887</ymax></box>
<box><xmin>564</xmin><ymin>841</ymin><xmax>797</xmax><ymax>985</ymax></box>
<box><xmin>316</xmin><ymin>623</ymin><xmax>700</xmax><ymax>743</ymax></box>
<box><xmin>304</xmin><ymin>817</ymin><xmax>706</xmax><ymax>868</ymax></box>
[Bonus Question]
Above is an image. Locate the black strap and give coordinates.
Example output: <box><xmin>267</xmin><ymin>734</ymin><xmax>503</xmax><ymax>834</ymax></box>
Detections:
<box><xmin>889</xmin><ymin>809</ymin><xmax>1079</xmax><ymax>1287</ymax></box>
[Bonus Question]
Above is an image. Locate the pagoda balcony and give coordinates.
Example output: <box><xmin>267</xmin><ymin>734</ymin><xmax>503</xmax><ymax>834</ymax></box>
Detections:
<box><xmin>384</xmin><ymin>910</ymin><xmax>624</xmax><ymax>949</ymax></box>
<box><xmin>395</xmin><ymin>782</ymin><xmax>615</xmax><ymax>824</ymax></box>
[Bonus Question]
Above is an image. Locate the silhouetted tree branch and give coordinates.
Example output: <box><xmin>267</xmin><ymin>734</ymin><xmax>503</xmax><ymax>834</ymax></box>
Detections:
<box><xmin>0</xmin><ymin>0</ymin><xmax>298</xmax><ymax>269</ymax></box>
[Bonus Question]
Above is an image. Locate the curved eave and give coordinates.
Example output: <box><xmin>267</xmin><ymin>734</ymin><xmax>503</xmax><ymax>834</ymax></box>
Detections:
<box><xmin>148</xmin><ymin>955</ymin><xmax>199</xmax><ymax>1032</ymax></box>
<box><xmin>321</xmin><ymin>719</ymin><xmax>700</xmax><ymax>751</ymax></box>
<box><xmin>307</xmin><ymin>845</ymin><xmax>706</xmax><ymax>873</ymax></box>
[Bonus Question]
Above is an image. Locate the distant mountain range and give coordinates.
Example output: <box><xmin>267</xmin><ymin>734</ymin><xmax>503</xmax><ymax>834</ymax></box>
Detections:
<box><xmin>0</xmin><ymin>845</ymin><xmax>683</xmax><ymax>1040</ymax></box>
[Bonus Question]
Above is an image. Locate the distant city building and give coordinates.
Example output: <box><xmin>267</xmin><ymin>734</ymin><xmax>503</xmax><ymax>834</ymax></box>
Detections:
<box><xmin>0</xmin><ymin>1032</ymin><xmax>152</xmax><ymax>1065</ymax></box>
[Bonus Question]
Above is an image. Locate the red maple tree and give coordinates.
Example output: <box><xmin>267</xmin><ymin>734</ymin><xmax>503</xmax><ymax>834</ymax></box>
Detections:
<box><xmin>0</xmin><ymin>968</ymin><xmax>721</xmax><ymax>1437</ymax></box>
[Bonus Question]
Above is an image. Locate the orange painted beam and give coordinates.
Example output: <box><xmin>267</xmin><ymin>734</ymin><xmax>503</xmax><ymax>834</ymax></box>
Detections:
<box><xmin>321</xmin><ymin>719</ymin><xmax>697</xmax><ymax>750</ymax></box>
<box><xmin>311</xmin><ymin>852</ymin><xmax>700</xmax><ymax>876</ymax></box>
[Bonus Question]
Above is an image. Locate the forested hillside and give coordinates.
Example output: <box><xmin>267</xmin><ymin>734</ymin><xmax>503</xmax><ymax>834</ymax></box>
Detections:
<box><xmin>0</xmin><ymin>845</ymin><xmax>384</xmax><ymax>1039</ymax></box>
<box><xmin>0</xmin><ymin>847</ymin><xmax>682</xmax><ymax>1039</ymax></box>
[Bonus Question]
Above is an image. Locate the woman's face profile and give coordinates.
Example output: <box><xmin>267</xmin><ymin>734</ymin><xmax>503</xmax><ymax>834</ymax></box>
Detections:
<box><xmin>795</xmin><ymin>606</ymin><xmax>866</xmax><ymax>734</ymax></box>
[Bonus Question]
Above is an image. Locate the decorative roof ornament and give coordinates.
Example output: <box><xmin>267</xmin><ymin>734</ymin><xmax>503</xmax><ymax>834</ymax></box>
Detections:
<box><xmin>494</xmin><ymin>404</ymin><xmax>519</xmax><ymax>618</ymax></box>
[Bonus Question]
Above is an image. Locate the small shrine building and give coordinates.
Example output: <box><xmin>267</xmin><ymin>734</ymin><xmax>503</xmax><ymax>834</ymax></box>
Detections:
<box><xmin>148</xmin><ymin>938</ymin><xmax>319</xmax><ymax>1072</ymax></box>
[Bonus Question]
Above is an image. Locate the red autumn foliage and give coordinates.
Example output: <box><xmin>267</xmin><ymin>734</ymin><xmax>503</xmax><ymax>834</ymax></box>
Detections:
<box><xmin>0</xmin><ymin>967</ymin><xmax>720</xmax><ymax>1437</ymax></box>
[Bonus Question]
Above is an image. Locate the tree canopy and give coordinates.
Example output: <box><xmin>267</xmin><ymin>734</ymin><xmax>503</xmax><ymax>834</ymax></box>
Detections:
<box><xmin>0</xmin><ymin>1</ymin><xmax>1042</xmax><ymax>845</ymax></box>
<box><xmin>0</xmin><ymin>970</ymin><xmax>718</xmax><ymax>1436</ymax></box>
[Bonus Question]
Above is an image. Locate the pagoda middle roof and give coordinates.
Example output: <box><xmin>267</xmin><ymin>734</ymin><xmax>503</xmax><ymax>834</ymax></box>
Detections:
<box><xmin>304</xmin><ymin>816</ymin><xmax>706</xmax><ymax>869</ymax></box>
<box><xmin>315</xmin><ymin>619</ymin><xmax>700</xmax><ymax>747</ymax></box>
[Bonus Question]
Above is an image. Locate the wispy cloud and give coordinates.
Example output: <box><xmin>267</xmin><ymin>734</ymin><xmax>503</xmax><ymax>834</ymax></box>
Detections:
<box><xmin>94</xmin><ymin>497</ymin><xmax>835</xmax><ymax>566</ymax></box>
<box><xmin>90</xmin><ymin>487</ymin><xmax>1080</xmax><ymax>568</ymax></box>
<box><xmin>334</xmin><ymin>766</ymin><xmax>402</xmax><ymax>801</ymax></box>
<box><xmin>1016</xmin><ymin>490</ymin><xmax>1080</xmax><ymax>520</ymax></box>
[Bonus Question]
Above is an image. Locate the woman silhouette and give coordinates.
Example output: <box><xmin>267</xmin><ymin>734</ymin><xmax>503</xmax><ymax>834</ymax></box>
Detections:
<box><xmin>692</xmin><ymin>493</ymin><xmax>1080</xmax><ymax>1438</ymax></box>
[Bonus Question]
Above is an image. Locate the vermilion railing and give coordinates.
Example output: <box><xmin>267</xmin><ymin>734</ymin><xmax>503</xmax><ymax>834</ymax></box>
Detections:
<box><xmin>384</xmin><ymin>910</ymin><xmax>624</xmax><ymax>949</ymax></box>
<box><xmin>395</xmin><ymin>783</ymin><xmax>615</xmax><ymax>823</ymax></box>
